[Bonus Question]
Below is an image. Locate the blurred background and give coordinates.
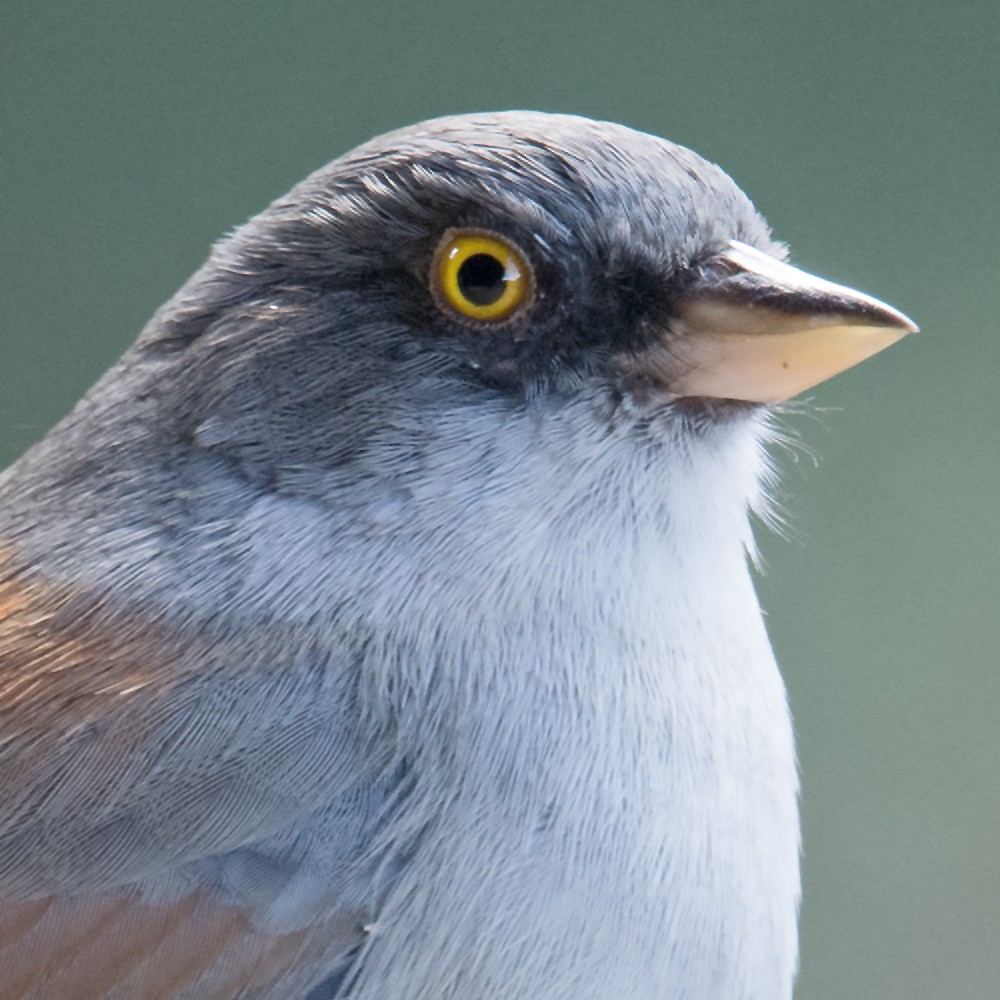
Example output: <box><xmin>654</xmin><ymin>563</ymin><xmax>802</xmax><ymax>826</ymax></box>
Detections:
<box><xmin>1</xmin><ymin>2</ymin><xmax>997</xmax><ymax>996</ymax></box>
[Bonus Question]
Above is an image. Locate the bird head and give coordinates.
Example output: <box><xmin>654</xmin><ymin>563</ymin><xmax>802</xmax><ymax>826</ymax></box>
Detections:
<box><xmin>130</xmin><ymin>112</ymin><xmax>911</xmax><ymax>491</ymax></box>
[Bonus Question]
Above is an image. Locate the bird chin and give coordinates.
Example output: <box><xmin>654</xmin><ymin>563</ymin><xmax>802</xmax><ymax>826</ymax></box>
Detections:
<box><xmin>651</xmin><ymin>397</ymin><xmax>767</xmax><ymax>442</ymax></box>
<box><xmin>672</xmin><ymin>396</ymin><xmax>766</xmax><ymax>421</ymax></box>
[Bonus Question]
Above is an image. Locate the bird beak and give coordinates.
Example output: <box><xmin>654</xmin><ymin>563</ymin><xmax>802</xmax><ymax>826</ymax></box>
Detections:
<box><xmin>661</xmin><ymin>240</ymin><xmax>917</xmax><ymax>403</ymax></box>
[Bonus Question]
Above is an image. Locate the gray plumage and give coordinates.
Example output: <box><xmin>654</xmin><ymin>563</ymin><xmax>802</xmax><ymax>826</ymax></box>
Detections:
<box><xmin>0</xmin><ymin>112</ymin><xmax>811</xmax><ymax>998</ymax></box>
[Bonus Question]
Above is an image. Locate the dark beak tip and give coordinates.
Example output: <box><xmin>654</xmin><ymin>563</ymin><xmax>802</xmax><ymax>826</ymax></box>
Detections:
<box><xmin>853</xmin><ymin>303</ymin><xmax>918</xmax><ymax>336</ymax></box>
<box><xmin>715</xmin><ymin>241</ymin><xmax>918</xmax><ymax>336</ymax></box>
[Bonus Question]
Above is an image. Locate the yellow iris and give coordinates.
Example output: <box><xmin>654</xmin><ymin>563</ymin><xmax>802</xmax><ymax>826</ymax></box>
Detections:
<box><xmin>432</xmin><ymin>230</ymin><xmax>532</xmax><ymax>323</ymax></box>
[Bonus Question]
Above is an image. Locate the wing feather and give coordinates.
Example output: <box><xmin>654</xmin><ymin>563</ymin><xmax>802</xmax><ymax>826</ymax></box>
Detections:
<box><xmin>0</xmin><ymin>891</ymin><xmax>366</xmax><ymax>999</ymax></box>
<box><xmin>0</xmin><ymin>551</ymin><xmax>389</xmax><ymax>996</ymax></box>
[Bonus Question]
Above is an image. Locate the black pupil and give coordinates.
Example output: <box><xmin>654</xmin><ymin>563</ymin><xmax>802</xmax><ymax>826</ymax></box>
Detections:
<box><xmin>457</xmin><ymin>253</ymin><xmax>508</xmax><ymax>306</ymax></box>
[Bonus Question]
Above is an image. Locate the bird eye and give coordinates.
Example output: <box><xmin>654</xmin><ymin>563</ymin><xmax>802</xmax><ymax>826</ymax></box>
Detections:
<box><xmin>431</xmin><ymin>229</ymin><xmax>533</xmax><ymax>323</ymax></box>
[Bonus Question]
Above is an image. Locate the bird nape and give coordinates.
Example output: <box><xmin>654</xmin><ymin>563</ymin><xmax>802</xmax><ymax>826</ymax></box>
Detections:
<box><xmin>0</xmin><ymin>112</ymin><xmax>914</xmax><ymax>1000</ymax></box>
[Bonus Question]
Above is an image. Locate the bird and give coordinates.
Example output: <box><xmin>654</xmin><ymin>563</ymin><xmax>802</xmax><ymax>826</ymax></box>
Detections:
<box><xmin>0</xmin><ymin>112</ymin><xmax>915</xmax><ymax>1000</ymax></box>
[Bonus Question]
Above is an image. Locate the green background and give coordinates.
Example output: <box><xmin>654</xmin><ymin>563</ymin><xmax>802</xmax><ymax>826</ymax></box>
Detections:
<box><xmin>2</xmin><ymin>3</ymin><xmax>997</xmax><ymax>997</ymax></box>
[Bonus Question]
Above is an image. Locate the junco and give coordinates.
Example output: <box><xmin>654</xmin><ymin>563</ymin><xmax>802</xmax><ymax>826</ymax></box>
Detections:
<box><xmin>0</xmin><ymin>112</ymin><xmax>914</xmax><ymax>999</ymax></box>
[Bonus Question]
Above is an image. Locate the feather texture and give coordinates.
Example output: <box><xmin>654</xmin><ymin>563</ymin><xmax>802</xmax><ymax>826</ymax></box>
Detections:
<box><xmin>0</xmin><ymin>112</ymin><xmax>809</xmax><ymax>998</ymax></box>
